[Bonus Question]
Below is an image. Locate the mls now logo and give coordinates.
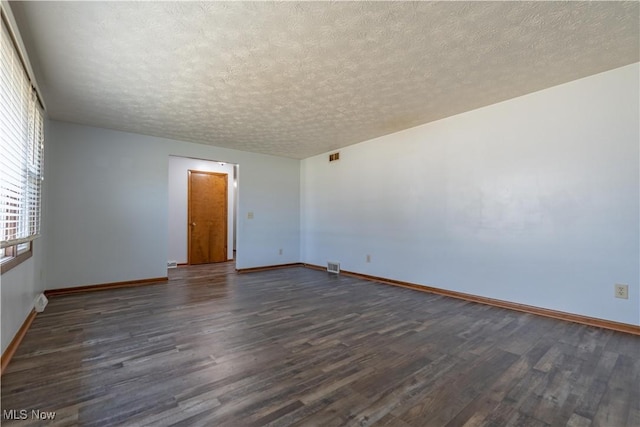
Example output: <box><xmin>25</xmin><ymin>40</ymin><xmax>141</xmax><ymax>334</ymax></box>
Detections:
<box><xmin>3</xmin><ymin>409</ymin><xmax>56</xmax><ymax>420</ymax></box>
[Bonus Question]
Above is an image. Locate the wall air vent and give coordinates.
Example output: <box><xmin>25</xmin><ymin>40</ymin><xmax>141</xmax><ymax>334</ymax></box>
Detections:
<box><xmin>167</xmin><ymin>260</ymin><xmax>177</xmax><ymax>269</ymax></box>
<box><xmin>327</xmin><ymin>261</ymin><xmax>340</xmax><ymax>274</ymax></box>
<box><xmin>329</xmin><ymin>152</ymin><xmax>340</xmax><ymax>162</ymax></box>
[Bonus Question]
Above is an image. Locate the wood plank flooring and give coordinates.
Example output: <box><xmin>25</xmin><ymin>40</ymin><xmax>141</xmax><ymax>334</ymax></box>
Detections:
<box><xmin>1</xmin><ymin>263</ymin><xmax>639</xmax><ymax>426</ymax></box>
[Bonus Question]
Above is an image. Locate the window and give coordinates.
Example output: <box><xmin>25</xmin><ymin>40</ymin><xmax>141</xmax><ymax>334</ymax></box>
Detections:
<box><xmin>1</xmin><ymin>11</ymin><xmax>45</xmax><ymax>273</ymax></box>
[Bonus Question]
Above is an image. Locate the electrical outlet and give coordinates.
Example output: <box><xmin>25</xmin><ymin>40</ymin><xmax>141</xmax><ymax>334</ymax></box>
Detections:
<box><xmin>247</xmin><ymin>211</ymin><xmax>254</xmax><ymax>219</ymax></box>
<box><xmin>366</xmin><ymin>254</ymin><xmax>371</xmax><ymax>263</ymax></box>
<box><xmin>614</xmin><ymin>284</ymin><xmax>628</xmax><ymax>299</ymax></box>
<box><xmin>279</xmin><ymin>248</ymin><xmax>283</xmax><ymax>255</ymax></box>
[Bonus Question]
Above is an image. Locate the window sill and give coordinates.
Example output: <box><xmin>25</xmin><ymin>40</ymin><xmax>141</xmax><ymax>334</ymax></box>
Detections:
<box><xmin>1</xmin><ymin>248</ymin><xmax>33</xmax><ymax>274</ymax></box>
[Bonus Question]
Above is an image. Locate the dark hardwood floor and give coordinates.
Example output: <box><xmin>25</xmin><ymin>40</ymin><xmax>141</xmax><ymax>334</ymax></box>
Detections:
<box><xmin>1</xmin><ymin>263</ymin><xmax>638</xmax><ymax>426</ymax></box>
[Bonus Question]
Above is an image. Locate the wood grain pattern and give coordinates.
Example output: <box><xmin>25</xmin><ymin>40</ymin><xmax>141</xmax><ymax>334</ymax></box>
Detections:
<box><xmin>236</xmin><ymin>263</ymin><xmax>303</xmax><ymax>273</ymax></box>
<box><xmin>188</xmin><ymin>170</ymin><xmax>227</xmax><ymax>265</ymax></box>
<box><xmin>1</xmin><ymin>263</ymin><xmax>638</xmax><ymax>426</ymax></box>
<box><xmin>0</xmin><ymin>244</ymin><xmax>32</xmax><ymax>274</ymax></box>
<box><xmin>303</xmin><ymin>263</ymin><xmax>640</xmax><ymax>336</ymax></box>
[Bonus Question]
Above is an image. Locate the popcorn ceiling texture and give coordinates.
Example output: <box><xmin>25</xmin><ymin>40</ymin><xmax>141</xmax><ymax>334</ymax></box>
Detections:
<box><xmin>13</xmin><ymin>1</ymin><xmax>640</xmax><ymax>159</ymax></box>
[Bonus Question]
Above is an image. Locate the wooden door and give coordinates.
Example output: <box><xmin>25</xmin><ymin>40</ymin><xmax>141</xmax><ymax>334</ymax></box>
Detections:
<box><xmin>188</xmin><ymin>170</ymin><xmax>228</xmax><ymax>264</ymax></box>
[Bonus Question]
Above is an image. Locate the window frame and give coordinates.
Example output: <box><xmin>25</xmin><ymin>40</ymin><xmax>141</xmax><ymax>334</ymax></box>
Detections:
<box><xmin>0</xmin><ymin>7</ymin><xmax>44</xmax><ymax>275</ymax></box>
<box><xmin>1</xmin><ymin>242</ymin><xmax>32</xmax><ymax>274</ymax></box>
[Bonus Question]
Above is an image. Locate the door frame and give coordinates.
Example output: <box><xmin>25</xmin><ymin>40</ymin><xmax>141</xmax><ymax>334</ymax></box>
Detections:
<box><xmin>187</xmin><ymin>169</ymin><xmax>228</xmax><ymax>265</ymax></box>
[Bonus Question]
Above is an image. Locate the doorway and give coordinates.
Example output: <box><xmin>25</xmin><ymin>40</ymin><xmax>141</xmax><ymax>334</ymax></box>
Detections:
<box><xmin>167</xmin><ymin>156</ymin><xmax>238</xmax><ymax>268</ymax></box>
<box><xmin>188</xmin><ymin>170</ymin><xmax>227</xmax><ymax>264</ymax></box>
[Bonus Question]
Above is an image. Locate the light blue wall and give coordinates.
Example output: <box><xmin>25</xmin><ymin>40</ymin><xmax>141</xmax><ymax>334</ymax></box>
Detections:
<box><xmin>4</xmin><ymin>64</ymin><xmax>637</xmax><ymax>357</ymax></box>
<box><xmin>301</xmin><ymin>64</ymin><xmax>640</xmax><ymax>326</ymax></box>
<box><xmin>45</xmin><ymin>121</ymin><xmax>301</xmax><ymax>289</ymax></box>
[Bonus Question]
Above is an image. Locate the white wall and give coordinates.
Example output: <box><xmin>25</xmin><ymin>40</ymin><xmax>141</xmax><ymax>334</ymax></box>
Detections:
<box><xmin>0</xmin><ymin>227</ymin><xmax>47</xmax><ymax>354</ymax></box>
<box><xmin>45</xmin><ymin>121</ymin><xmax>300</xmax><ymax>289</ymax></box>
<box><xmin>168</xmin><ymin>156</ymin><xmax>235</xmax><ymax>264</ymax></box>
<box><xmin>301</xmin><ymin>63</ymin><xmax>640</xmax><ymax>326</ymax></box>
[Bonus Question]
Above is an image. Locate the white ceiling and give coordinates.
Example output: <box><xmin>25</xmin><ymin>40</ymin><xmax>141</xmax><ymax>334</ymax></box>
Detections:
<box><xmin>11</xmin><ymin>1</ymin><xmax>639</xmax><ymax>159</ymax></box>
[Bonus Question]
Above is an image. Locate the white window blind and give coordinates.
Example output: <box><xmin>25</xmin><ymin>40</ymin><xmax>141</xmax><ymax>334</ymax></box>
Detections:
<box><xmin>0</xmin><ymin>19</ymin><xmax>45</xmax><ymax>249</ymax></box>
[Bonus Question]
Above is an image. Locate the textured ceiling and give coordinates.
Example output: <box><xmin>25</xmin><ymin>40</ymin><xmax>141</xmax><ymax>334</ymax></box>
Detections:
<box><xmin>11</xmin><ymin>1</ymin><xmax>640</xmax><ymax>159</ymax></box>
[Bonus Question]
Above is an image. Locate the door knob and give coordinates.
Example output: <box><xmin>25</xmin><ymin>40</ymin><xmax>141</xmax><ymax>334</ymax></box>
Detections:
<box><xmin>191</xmin><ymin>222</ymin><xmax>196</xmax><ymax>226</ymax></box>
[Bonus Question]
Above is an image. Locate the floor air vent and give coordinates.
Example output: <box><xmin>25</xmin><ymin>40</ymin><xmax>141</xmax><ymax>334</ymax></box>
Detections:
<box><xmin>34</xmin><ymin>293</ymin><xmax>48</xmax><ymax>313</ymax></box>
<box><xmin>327</xmin><ymin>261</ymin><xmax>340</xmax><ymax>274</ymax></box>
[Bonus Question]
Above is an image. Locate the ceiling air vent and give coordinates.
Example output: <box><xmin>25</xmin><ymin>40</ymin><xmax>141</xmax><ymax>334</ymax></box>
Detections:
<box><xmin>327</xmin><ymin>261</ymin><xmax>340</xmax><ymax>274</ymax></box>
<box><xmin>329</xmin><ymin>152</ymin><xmax>340</xmax><ymax>162</ymax></box>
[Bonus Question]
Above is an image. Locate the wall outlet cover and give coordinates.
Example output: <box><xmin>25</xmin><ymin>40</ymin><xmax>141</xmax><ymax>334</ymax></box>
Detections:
<box><xmin>614</xmin><ymin>284</ymin><xmax>628</xmax><ymax>299</ymax></box>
